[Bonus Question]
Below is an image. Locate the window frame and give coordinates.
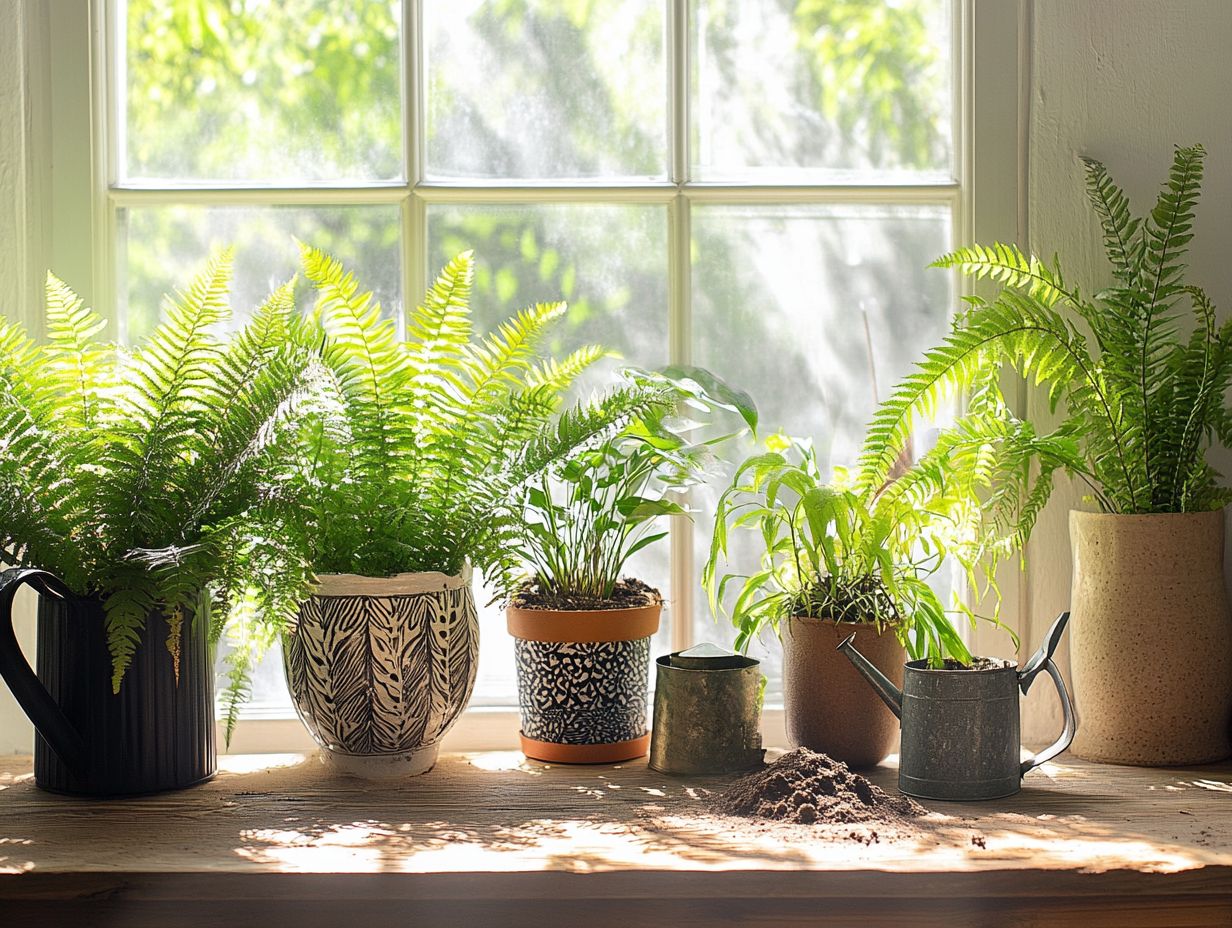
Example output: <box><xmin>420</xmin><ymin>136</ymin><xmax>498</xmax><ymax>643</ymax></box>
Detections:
<box><xmin>24</xmin><ymin>0</ymin><xmax>1027</xmax><ymax>751</ymax></box>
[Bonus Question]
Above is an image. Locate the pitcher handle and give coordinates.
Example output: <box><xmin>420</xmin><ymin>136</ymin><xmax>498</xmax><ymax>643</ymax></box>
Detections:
<box><xmin>0</xmin><ymin>569</ymin><xmax>88</xmax><ymax>772</ymax></box>
<box><xmin>1019</xmin><ymin>657</ymin><xmax>1076</xmax><ymax>776</ymax></box>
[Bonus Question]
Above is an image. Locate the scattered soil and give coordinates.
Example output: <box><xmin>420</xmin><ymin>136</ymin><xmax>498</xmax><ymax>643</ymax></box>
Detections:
<box><xmin>510</xmin><ymin>577</ymin><xmax>662</xmax><ymax>612</ymax></box>
<box><xmin>711</xmin><ymin>748</ymin><xmax>926</xmax><ymax>827</ymax></box>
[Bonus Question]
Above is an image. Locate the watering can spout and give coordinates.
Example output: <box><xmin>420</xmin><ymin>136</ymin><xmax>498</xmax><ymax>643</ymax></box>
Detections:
<box><xmin>837</xmin><ymin>633</ymin><xmax>902</xmax><ymax>719</ymax></box>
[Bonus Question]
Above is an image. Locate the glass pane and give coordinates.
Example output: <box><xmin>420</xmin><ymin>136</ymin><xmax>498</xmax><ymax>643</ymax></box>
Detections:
<box><xmin>214</xmin><ymin>639</ymin><xmax>293</xmax><ymax>717</ymax></box>
<box><xmin>119</xmin><ymin>205</ymin><xmax>402</xmax><ymax>341</ymax></box>
<box><xmin>690</xmin><ymin>204</ymin><xmax>954</xmax><ymax>698</ymax></box>
<box><xmin>427</xmin><ymin>203</ymin><xmax>671</xmax><ymax>704</ymax></box>
<box><xmin>691</xmin><ymin>0</ymin><xmax>954</xmax><ymax>182</ymax></box>
<box><xmin>425</xmin><ymin>0</ymin><xmax>669</xmax><ymax>181</ymax></box>
<box><xmin>122</xmin><ymin>1</ymin><xmax>403</xmax><ymax>183</ymax></box>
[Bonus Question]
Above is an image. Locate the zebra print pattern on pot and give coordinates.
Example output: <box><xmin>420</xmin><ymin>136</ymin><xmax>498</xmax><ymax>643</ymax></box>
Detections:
<box><xmin>283</xmin><ymin>574</ymin><xmax>478</xmax><ymax>763</ymax></box>
<box><xmin>515</xmin><ymin>637</ymin><xmax>650</xmax><ymax>745</ymax></box>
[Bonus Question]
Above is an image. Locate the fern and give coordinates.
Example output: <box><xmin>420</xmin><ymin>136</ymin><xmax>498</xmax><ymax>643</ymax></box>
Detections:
<box><xmin>0</xmin><ymin>255</ymin><xmax>318</xmax><ymax>693</ymax></box>
<box><xmin>287</xmin><ymin>249</ymin><xmax>662</xmax><ymax>587</ymax></box>
<box><xmin>862</xmin><ymin>144</ymin><xmax>1229</xmax><ymax>522</ymax></box>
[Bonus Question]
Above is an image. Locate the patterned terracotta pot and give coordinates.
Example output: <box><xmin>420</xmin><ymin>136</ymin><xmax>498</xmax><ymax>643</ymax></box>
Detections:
<box><xmin>507</xmin><ymin>603</ymin><xmax>660</xmax><ymax>763</ymax></box>
<box><xmin>783</xmin><ymin>615</ymin><xmax>905</xmax><ymax>768</ymax></box>
<box><xmin>284</xmin><ymin>569</ymin><xmax>478</xmax><ymax>778</ymax></box>
<box><xmin>1070</xmin><ymin>510</ymin><xmax>1232</xmax><ymax>765</ymax></box>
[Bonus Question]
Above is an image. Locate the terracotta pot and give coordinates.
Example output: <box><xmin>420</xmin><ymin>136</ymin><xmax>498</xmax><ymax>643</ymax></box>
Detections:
<box><xmin>284</xmin><ymin>569</ymin><xmax>478</xmax><ymax>778</ymax></box>
<box><xmin>507</xmin><ymin>602</ymin><xmax>660</xmax><ymax>763</ymax></box>
<box><xmin>782</xmin><ymin>615</ymin><xmax>905</xmax><ymax>768</ymax></box>
<box><xmin>1069</xmin><ymin>510</ymin><xmax>1232</xmax><ymax>765</ymax></box>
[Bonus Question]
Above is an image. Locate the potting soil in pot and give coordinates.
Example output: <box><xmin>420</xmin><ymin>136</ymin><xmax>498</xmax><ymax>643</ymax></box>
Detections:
<box><xmin>712</xmin><ymin>748</ymin><xmax>926</xmax><ymax>826</ymax></box>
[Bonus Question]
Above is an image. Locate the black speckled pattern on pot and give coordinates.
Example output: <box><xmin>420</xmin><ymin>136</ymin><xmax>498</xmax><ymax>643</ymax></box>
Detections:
<box><xmin>514</xmin><ymin>638</ymin><xmax>650</xmax><ymax>745</ymax></box>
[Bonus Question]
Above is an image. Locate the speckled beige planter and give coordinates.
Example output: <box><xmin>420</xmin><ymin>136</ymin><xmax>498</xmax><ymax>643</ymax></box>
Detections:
<box><xmin>1069</xmin><ymin>510</ymin><xmax>1232</xmax><ymax>765</ymax></box>
<box><xmin>782</xmin><ymin>616</ymin><xmax>905</xmax><ymax>768</ymax></box>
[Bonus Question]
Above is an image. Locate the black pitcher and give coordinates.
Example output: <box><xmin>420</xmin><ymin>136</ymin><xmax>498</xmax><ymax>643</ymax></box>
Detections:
<box><xmin>0</xmin><ymin>569</ymin><xmax>216</xmax><ymax>796</ymax></box>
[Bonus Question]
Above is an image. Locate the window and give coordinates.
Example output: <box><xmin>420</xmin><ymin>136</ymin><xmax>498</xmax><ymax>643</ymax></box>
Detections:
<box><xmin>49</xmin><ymin>0</ymin><xmax>1022</xmax><ymax>734</ymax></box>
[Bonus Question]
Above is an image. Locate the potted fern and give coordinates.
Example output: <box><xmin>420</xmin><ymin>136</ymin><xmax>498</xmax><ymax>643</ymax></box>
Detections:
<box><xmin>704</xmin><ymin>432</ymin><xmax>1021</xmax><ymax>767</ymax></box>
<box><xmin>861</xmin><ymin>144</ymin><xmax>1232</xmax><ymax>765</ymax></box>
<box><xmin>0</xmin><ymin>254</ymin><xmax>314</xmax><ymax>795</ymax></box>
<box><xmin>278</xmin><ymin>248</ymin><xmax>663</xmax><ymax>777</ymax></box>
<box><xmin>505</xmin><ymin>367</ymin><xmax>756</xmax><ymax>764</ymax></box>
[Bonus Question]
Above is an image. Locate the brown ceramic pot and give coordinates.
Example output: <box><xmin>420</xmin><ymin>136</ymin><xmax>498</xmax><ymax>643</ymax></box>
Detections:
<box><xmin>507</xmin><ymin>603</ymin><xmax>660</xmax><ymax>764</ymax></box>
<box><xmin>1069</xmin><ymin>510</ymin><xmax>1232</xmax><ymax>765</ymax></box>
<box><xmin>782</xmin><ymin>615</ymin><xmax>905</xmax><ymax>767</ymax></box>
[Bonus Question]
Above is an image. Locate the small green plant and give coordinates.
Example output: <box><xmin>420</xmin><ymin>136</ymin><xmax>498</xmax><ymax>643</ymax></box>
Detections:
<box><xmin>510</xmin><ymin>367</ymin><xmax>757</xmax><ymax>609</ymax></box>
<box><xmin>860</xmin><ymin>144</ymin><xmax>1231</xmax><ymax>519</ymax></box>
<box><xmin>0</xmin><ymin>253</ymin><xmax>315</xmax><ymax>691</ymax></box>
<box><xmin>704</xmin><ymin>432</ymin><xmax>1025</xmax><ymax>666</ymax></box>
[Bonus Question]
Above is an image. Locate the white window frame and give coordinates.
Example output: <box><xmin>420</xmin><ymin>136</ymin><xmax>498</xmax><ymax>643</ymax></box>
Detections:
<box><xmin>15</xmin><ymin>0</ymin><xmax>1027</xmax><ymax>752</ymax></box>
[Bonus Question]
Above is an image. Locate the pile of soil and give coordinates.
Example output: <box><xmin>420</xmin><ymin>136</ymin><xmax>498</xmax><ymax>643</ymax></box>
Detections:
<box><xmin>510</xmin><ymin>577</ymin><xmax>662</xmax><ymax>612</ymax></box>
<box><xmin>711</xmin><ymin>748</ymin><xmax>926</xmax><ymax>826</ymax></box>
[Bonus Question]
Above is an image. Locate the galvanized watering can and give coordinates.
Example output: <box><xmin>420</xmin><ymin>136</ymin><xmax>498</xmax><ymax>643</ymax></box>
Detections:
<box><xmin>837</xmin><ymin>612</ymin><xmax>1075</xmax><ymax>801</ymax></box>
<box><xmin>649</xmin><ymin>643</ymin><xmax>765</xmax><ymax>775</ymax></box>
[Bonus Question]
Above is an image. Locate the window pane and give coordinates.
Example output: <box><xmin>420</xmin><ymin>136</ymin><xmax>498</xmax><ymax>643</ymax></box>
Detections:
<box><xmin>425</xmin><ymin>1</ymin><xmax>669</xmax><ymax>181</ymax></box>
<box><xmin>122</xmin><ymin>1</ymin><xmax>403</xmax><ymax>183</ymax></box>
<box><xmin>119</xmin><ymin>205</ymin><xmax>402</xmax><ymax>341</ymax></box>
<box><xmin>427</xmin><ymin>203</ymin><xmax>671</xmax><ymax>704</ymax></box>
<box><xmin>691</xmin><ymin>0</ymin><xmax>954</xmax><ymax>182</ymax></box>
<box><xmin>690</xmin><ymin>204</ymin><xmax>954</xmax><ymax>697</ymax></box>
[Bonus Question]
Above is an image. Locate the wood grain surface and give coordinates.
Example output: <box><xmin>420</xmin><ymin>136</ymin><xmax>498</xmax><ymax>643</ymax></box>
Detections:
<box><xmin>1</xmin><ymin>750</ymin><xmax>1229</xmax><ymax>927</ymax></box>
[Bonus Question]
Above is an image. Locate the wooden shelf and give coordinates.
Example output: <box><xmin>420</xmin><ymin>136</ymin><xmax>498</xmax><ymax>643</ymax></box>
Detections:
<box><xmin>1</xmin><ymin>751</ymin><xmax>1229</xmax><ymax>927</ymax></box>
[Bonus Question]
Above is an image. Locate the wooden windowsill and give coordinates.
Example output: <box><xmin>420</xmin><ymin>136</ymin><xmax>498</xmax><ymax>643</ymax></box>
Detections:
<box><xmin>1</xmin><ymin>751</ymin><xmax>1230</xmax><ymax>927</ymax></box>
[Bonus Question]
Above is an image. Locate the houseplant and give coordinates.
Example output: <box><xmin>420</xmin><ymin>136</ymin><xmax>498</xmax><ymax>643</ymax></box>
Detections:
<box><xmin>0</xmin><ymin>254</ymin><xmax>316</xmax><ymax>794</ymax></box>
<box><xmin>278</xmin><ymin>247</ymin><xmax>666</xmax><ymax>777</ymax></box>
<box><xmin>859</xmin><ymin>144</ymin><xmax>1232</xmax><ymax>764</ymax></box>
<box><xmin>505</xmin><ymin>367</ymin><xmax>756</xmax><ymax>764</ymax></box>
<box><xmin>704</xmin><ymin>430</ymin><xmax>1028</xmax><ymax>766</ymax></box>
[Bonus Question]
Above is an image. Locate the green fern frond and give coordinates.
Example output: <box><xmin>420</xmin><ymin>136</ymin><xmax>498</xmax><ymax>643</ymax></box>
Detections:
<box><xmin>511</xmin><ymin>385</ymin><xmax>673</xmax><ymax>486</ymax></box>
<box><xmin>41</xmin><ymin>273</ymin><xmax>109</xmax><ymax>431</ymax></box>
<box><xmin>405</xmin><ymin>250</ymin><xmax>474</xmax><ymax>375</ymax></box>
<box><xmin>1081</xmin><ymin>156</ymin><xmax>1144</xmax><ymax>286</ymax></box>
<box><xmin>102</xmin><ymin>585</ymin><xmax>156</xmax><ymax>692</ymax></box>
<box><xmin>932</xmin><ymin>242</ymin><xmax>1076</xmax><ymax>307</ymax></box>
<box><xmin>1143</xmin><ymin>144</ymin><xmax>1204</xmax><ymax>312</ymax></box>
<box><xmin>301</xmin><ymin>243</ymin><xmax>411</xmax><ymax>487</ymax></box>
<box><xmin>527</xmin><ymin>344</ymin><xmax>609</xmax><ymax>392</ymax></box>
<box><xmin>104</xmin><ymin>249</ymin><xmax>234</xmax><ymax>544</ymax></box>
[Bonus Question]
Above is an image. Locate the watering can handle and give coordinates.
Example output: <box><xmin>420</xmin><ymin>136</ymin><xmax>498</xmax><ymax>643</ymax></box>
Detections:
<box><xmin>0</xmin><ymin>569</ymin><xmax>88</xmax><ymax>773</ymax></box>
<box><xmin>1018</xmin><ymin>612</ymin><xmax>1076</xmax><ymax>776</ymax></box>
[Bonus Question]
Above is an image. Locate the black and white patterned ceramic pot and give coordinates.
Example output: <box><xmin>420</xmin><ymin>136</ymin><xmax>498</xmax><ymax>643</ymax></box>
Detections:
<box><xmin>284</xmin><ymin>569</ymin><xmax>478</xmax><ymax>778</ymax></box>
<box><xmin>507</xmin><ymin>602</ymin><xmax>660</xmax><ymax>763</ymax></box>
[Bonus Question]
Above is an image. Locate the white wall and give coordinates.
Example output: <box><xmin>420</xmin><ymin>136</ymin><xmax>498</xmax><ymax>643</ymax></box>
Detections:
<box><xmin>1021</xmin><ymin>0</ymin><xmax>1232</xmax><ymax>740</ymax></box>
